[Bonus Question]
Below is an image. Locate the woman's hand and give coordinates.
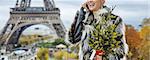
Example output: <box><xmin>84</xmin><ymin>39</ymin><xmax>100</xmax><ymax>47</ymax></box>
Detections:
<box><xmin>95</xmin><ymin>50</ymin><xmax>105</xmax><ymax>60</ymax></box>
<box><xmin>96</xmin><ymin>50</ymin><xmax>105</xmax><ymax>56</ymax></box>
<box><xmin>81</xmin><ymin>2</ymin><xmax>90</xmax><ymax>12</ymax></box>
<box><xmin>95</xmin><ymin>55</ymin><xmax>102</xmax><ymax>60</ymax></box>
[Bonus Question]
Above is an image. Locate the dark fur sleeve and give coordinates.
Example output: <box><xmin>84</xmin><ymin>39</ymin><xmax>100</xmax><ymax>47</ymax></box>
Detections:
<box><xmin>67</xmin><ymin>7</ymin><xmax>86</xmax><ymax>44</ymax></box>
<box><xmin>113</xmin><ymin>15</ymin><xmax>128</xmax><ymax>59</ymax></box>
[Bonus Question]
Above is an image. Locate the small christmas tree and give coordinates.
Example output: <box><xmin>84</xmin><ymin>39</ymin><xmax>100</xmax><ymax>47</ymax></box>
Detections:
<box><xmin>88</xmin><ymin>11</ymin><xmax>123</xmax><ymax>60</ymax></box>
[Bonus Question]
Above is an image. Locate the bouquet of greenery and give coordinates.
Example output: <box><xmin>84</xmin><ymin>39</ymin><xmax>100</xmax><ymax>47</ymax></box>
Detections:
<box><xmin>88</xmin><ymin>11</ymin><xmax>123</xmax><ymax>59</ymax></box>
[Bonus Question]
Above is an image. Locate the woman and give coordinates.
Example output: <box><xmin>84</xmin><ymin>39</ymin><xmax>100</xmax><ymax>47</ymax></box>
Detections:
<box><xmin>65</xmin><ymin>0</ymin><xmax>128</xmax><ymax>60</ymax></box>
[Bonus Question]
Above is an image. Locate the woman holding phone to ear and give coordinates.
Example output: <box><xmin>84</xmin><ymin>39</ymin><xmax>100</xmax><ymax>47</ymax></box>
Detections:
<box><xmin>65</xmin><ymin>0</ymin><xmax>128</xmax><ymax>60</ymax></box>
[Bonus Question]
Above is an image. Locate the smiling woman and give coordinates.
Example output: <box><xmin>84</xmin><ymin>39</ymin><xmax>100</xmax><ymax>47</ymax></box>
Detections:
<box><xmin>86</xmin><ymin>0</ymin><xmax>105</xmax><ymax>12</ymax></box>
<box><xmin>65</xmin><ymin>0</ymin><xmax>130</xmax><ymax>60</ymax></box>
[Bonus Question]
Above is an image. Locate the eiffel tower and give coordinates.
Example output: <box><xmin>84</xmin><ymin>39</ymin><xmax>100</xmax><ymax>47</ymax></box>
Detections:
<box><xmin>0</xmin><ymin>0</ymin><xmax>66</xmax><ymax>46</ymax></box>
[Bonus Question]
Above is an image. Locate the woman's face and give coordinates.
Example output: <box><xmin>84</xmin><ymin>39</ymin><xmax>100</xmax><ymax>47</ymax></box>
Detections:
<box><xmin>86</xmin><ymin>0</ymin><xmax>105</xmax><ymax>12</ymax></box>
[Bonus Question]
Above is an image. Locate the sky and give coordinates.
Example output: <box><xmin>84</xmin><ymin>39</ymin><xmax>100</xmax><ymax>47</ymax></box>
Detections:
<box><xmin>0</xmin><ymin>0</ymin><xmax>149</xmax><ymax>35</ymax></box>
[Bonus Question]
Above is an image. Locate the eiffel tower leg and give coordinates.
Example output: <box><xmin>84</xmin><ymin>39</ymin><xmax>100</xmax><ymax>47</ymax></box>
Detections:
<box><xmin>52</xmin><ymin>23</ymin><xmax>66</xmax><ymax>38</ymax></box>
<box><xmin>0</xmin><ymin>24</ymin><xmax>15</xmax><ymax>45</ymax></box>
<box><xmin>0</xmin><ymin>25</ymin><xmax>8</xmax><ymax>45</ymax></box>
<box><xmin>4</xmin><ymin>25</ymin><xmax>30</xmax><ymax>51</ymax></box>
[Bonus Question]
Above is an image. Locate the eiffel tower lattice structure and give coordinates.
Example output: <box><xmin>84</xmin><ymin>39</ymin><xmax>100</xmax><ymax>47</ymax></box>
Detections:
<box><xmin>0</xmin><ymin>0</ymin><xmax>66</xmax><ymax>46</ymax></box>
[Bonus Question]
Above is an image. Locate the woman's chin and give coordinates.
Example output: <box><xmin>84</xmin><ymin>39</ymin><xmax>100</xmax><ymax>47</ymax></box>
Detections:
<box><xmin>89</xmin><ymin>8</ymin><xmax>97</xmax><ymax>12</ymax></box>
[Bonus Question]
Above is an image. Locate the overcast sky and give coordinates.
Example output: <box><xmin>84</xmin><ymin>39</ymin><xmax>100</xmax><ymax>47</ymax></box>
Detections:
<box><xmin>0</xmin><ymin>0</ymin><xmax>149</xmax><ymax>35</ymax></box>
